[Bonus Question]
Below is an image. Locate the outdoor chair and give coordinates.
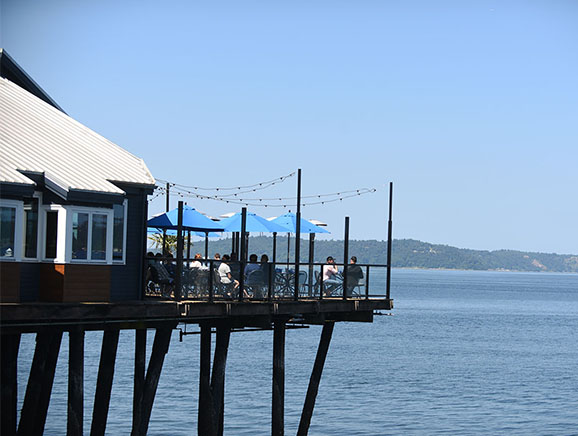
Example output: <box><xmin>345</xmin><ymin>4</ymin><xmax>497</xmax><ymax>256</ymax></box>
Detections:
<box><xmin>246</xmin><ymin>269</ymin><xmax>266</xmax><ymax>299</ymax></box>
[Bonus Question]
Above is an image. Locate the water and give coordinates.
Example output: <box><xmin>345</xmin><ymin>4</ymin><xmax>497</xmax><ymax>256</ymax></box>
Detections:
<box><xmin>16</xmin><ymin>269</ymin><xmax>578</xmax><ymax>435</ymax></box>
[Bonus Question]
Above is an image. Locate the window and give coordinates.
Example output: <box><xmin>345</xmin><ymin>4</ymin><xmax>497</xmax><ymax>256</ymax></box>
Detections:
<box><xmin>24</xmin><ymin>198</ymin><xmax>39</xmax><ymax>258</ymax></box>
<box><xmin>72</xmin><ymin>212</ymin><xmax>89</xmax><ymax>259</ymax></box>
<box><xmin>112</xmin><ymin>203</ymin><xmax>125</xmax><ymax>261</ymax></box>
<box><xmin>0</xmin><ymin>206</ymin><xmax>16</xmax><ymax>258</ymax></box>
<box><xmin>70</xmin><ymin>211</ymin><xmax>109</xmax><ymax>262</ymax></box>
<box><xmin>91</xmin><ymin>214</ymin><xmax>107</xmax><ymax>260</ymax></box>
<box><xmin>45</xmin><ymin>211</ymin><xmax>58</xmax><ymax>259</ymax></box>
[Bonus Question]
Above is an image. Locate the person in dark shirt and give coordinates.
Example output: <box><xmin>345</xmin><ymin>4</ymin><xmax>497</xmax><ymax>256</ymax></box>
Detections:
<box><xmin>345</xmin><ymin>256</ymin><xmax>364</xmax><ymax>297</ymax></box>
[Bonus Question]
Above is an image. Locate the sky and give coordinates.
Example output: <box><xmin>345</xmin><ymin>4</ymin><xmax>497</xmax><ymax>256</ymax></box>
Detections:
<box><xmin>2</xmin><ymin>0</ymin><xmax>577</xmax><ymax>254</ymax></box>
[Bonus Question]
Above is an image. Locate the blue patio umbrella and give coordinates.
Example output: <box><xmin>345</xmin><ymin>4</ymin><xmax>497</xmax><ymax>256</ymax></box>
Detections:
<box><xmin>219</xmin><ymin>212</ymin><xmax>288</xmax><ymax>233</ymax></box>
<box><xmin>147</xmin><ymin>206</ymin><xmax>223</xmax><ymax>258</ymax></box>
<box><xmin>270</xmin><ymin>212</ymin><xmax>330</xmax><ymax>267</ymax></box>
<box><xmin>269</xmin><ymin>213</ymin><xmax>330</xmax><ymax>234</ymax></box>
<box><xmin>147</xmin><ymin>205</ymin><xmax>224</xmax><ymax>232</ymax></box>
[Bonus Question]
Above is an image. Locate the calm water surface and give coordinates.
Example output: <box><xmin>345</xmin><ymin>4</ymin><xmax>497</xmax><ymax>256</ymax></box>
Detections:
<box><xmin>17</xmin><ymin>269</ymin><xmax>578</xmax><ymax>435</ymax></box>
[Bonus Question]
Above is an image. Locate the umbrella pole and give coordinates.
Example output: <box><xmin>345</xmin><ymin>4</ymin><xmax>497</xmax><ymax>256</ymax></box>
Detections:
<box><xmin>286</xmin><ymin>233</ymin><xmax>290</xmax><ymax>266</ymax></box>
<box><xmin>308</xmin><ymin>234</ymin><xmax>315</xmax><ymax>297</ymax></box>
<box><xmin>186</xmin><ymin>231</ymin><xmax>191</xmax><ymax>263</ymax></box>
<box><xmin>204</xmin><ymin>232</ymin><xmax>209</xmax><ymax>260</ymax></box>
<box><xmin>272</xmin><ymin>232</ymin><xmax>277</xmax><ymax>264</ymax></box>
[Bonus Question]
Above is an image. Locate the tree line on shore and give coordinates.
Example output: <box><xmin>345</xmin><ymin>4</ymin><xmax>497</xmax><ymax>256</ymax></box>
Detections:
<box><xmin>162</xmin><ymin>236</ymin><xmax>578</xmax><ymax>273</ymax></box>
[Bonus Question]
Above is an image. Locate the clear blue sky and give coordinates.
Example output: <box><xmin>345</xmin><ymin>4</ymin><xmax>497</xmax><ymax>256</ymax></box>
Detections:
<box><xmin>2</xmin><ymin>0</ymin><xmax>577</xmax><ymax>254</ymax></box>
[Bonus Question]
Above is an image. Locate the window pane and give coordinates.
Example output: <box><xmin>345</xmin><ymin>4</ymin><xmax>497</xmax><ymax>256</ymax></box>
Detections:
<box><xmin>113</xmin><ymin>203</ymin><xmax>124</xmax><ymax>261</ymax></box>
<box><xmin>91</xmin><ymin>214</ymin><xmax>107</xmax><ymax>260</ymax></box>
<box><xmin>0</xmin><ymin>207</ymin><xmax>16</xmax><ymax>258</ymax></box>
<box><xmin>72</xmin><ymin>212</ymin><xmax>89</xmax><ymax>260</ymax></box>
<box><xmin>45</xmin><ymin>211</ymin><xmax>58</xmax><ymax>259</ymax></box>
<box><xmin>24</xmin><ymin>199</ymin><xmax>39</xmax><ymax>258</ymax></box>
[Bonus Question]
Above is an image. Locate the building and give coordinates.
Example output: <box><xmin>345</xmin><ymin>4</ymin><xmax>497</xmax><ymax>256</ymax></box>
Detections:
<box><xmin>0</xmin><ymin>49</ymin><xmax>156</xmax><ymax>302</ymax></box>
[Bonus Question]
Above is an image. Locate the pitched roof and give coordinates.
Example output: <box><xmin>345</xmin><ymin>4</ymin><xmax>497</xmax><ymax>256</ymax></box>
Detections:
<box><xmin>0</xmin><ymin>77</ymin><xmax>155</xmax><ymax>196</ymax></box>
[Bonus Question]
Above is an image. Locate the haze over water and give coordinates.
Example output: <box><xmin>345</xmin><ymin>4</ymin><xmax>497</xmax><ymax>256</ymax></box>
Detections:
<box><xmin>17</xmin><ymin>269</ymin><xmax>578</xmax><ymax>435</ymax></box>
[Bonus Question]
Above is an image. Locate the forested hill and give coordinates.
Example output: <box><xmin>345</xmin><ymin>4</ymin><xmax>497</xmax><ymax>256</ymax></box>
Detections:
<box><xmin>194</xmin><ymin>236</ymin><xmax>578</xmax><ymax>273</ymax></box>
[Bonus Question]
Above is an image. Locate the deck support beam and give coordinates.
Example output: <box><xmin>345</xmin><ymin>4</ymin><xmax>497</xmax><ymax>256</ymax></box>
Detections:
<box><xmin>211</xmin><ymin>324</ymin><xmax>231</xmax><ymax>436</ymax></box>
<box><xmin>90</xmin><ymin>329</ymin><xmax>120</xmax><ymax>436</ymax></box>
<box><xmin>68</xmin><ymin>328</ymin><xmax>85</xmax><ymax>436</ymax></box>
<box><xmin>137</xmin><ymin>325</ymin><xmax>174</xmax><ymax>436</ymax></box>
<box><xmin>272</xmin><ymin>320</ymin><xmax>286</xmax><ymax>436</ymax></box>
<box><xmin>132</xmin><ymin>329</ymin><xmax>147</xmax><ymax>436</ymax></box>
<box><xmin>1</xmin><ymin>333</ymin><xmax>21</xmax><ymax>436</ymax></box>
<box><xmin>297</xmin><ymin>322</ymin><xmax>335</xmax><ymax>436</ymax></box>
<box><xmin>18</xmin><ymin>329</ymin><xmax>63</xmax><ymax>436</ymax></box>
<box><xmin>198</xmin><ymin>323</ymin><xmax>215</xmax><ymax>435</ymax></box>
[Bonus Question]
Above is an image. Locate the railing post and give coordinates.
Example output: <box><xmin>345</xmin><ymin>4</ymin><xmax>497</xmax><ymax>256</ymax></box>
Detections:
<box><xmin>175</xmin><ymin>201</ymin><xmax>184</xmax><ymax>301</ymax></box>
<box><xmin>386</xmin><ymin>182</ymin><xmax>393</xmax><ymax>301</ymax></box>
<box><xmin>209</xmin><ymin>261</ymin><xmax>215</xmax><ymax>303</ymax></box>
<box><xmin>294</xmin><ymin>169</ymin><xmax>302</xmax><ymax>301</ymax></box>
<box><xmin>343</xmin><ymin>217</ymin><xmax>349</xmax><ymax>300</ymax></box>
<box><xmin>365</xmin><ymin>265</ymin><xmax>370</xmax><ymax>299</ymax></box>
<box><xmin>239</xmin><ymin>208</ymin><xmax>247</xmax><ymax>301</ymax></box>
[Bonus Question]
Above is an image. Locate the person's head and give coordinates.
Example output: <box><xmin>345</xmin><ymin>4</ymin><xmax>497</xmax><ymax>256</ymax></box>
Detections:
<box><xmin>222</xmin><ymin>254</ymin><xmax>230</xmax><ymax>261</ymax></box>
<box><xmin>249</xmin><ymin>254</ymin><xmax>258</xmax><ymax>262</ymax></box>
<box><xmin>261</xmin><ymin>254</ymin><xmax>269</xmax><ymax>263</ymax></box>
<box><xmin>147</xmin><ymin>252</ymin><xmax>154</xmax><ymax>257</ymax></box>
<box><xmin>214</xmin><ymin>253</ymin><xmax>221</xmax><ymax>260</ymax></box>
<box><xmin>155</xmin><ymin>253</ymin><xmax>162</xmax><ymax>258</ymax></box>
<box><xmin>194</xmin><ymin>253</ymin><xmax>202</xmax><ymax>260</ymax></box>
<box><xmin>230</xmin><ymin>252</ymin><xmax>238</xmax><ymax>260</ymax></box>
<box><xmin>327</xmin><ymin>256</ymin><xmax>334</xmax><ymax>264</ymax></box>
<box><xmin>350</xmin><ymin>256</ymin><xmax>357</xmax><ymax>264</ymax></box>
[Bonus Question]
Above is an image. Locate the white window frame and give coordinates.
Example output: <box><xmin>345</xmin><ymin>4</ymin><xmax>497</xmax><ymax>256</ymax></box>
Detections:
<box><xmin>0</xmin><ymin>199</ymin><xmax>24</xmax><ymax>261</ymax></box>
<box><xmin>112</xmin><ymin>199</ymin><xmax>128</xmax><ymax>264</ymax></box>
<box><xmin>65</xmin><ymin>206</ymin><xmax>114</xmax><ymax>264</ymax></box>
<box><xmin>41</xmin><ymin>204</ymin><xmax>66</xmax><ymax>263</ymax></box>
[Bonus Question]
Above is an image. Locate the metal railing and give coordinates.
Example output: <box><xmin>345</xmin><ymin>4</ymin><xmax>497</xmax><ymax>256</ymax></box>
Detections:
<box><xmin>144</xmin><ymin>257</ymin><xmax>389</xmax><ymax>302</ymax></box>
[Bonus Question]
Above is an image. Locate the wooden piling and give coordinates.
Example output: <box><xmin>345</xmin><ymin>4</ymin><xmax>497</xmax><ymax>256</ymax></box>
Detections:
<box><xmin>297</xmin><ymin>322</ymin><xmax>335</xmax><ymax>436</ymax></box>
<box><xmin>1</xmin><ymin>333</ymin><xmax>21</xmax><ymax>436</ymax></box>
<box><xmin>90</xmin><ymin>329</ymin><xmax>120</xmax><ymax>436</ymax></box>
<box><xmin>68</xmin><ymin>328</ymin><xmax>85</xmax><ymax>436</ymax></box>
<box><xmin>137</xmin><ymin>326</ymin><xmax>174</xmax><ymax>436</ymax></box>
<box><xmin>132</xmin><ymin>329</ymin><xmax>147</xmax><ymax>436</ymax></box>
<box><xmin>198</xmin><ymin>324</ymin><xmax>215</xmax><ymax>436</ymax></box>
<box><xmin>272</xmin><ymin>320</ymin><xmax>286</xmax><ymax>436</ymax></box>
<box><xmin>18</xmin><ymin>329</ymin><xmax>63</xmax><ymax>436</ymax></box>
<box><xmin>211</xmin><ymin>324</ymin><xmax>231</xmax><ymax>436</ymax></box>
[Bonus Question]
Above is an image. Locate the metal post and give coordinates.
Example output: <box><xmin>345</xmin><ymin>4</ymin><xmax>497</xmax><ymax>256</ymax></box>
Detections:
<box><xmin>386</xmin><ymin>182</ymin><xmax>393</xmax><ymax>301</ymax></box>
<box><xmin>205</xmin><ymin>232</ymin><xmax>209</xmax><ymax>259</ymax></box>
<box><xmin>365</xmin><ymin>266</ymin><xmax>370</xmax><ymax>299</ymax></box>
<box><xmin>272</xmin><ymin>232</ymin><xmax>277</xmax><ymax>264</ymax></box>
<box><xmin>294</xmin><ymin>169</ymin><xmax>301</xmax><ymax>300</ymax></box>
<box><xmin>343</xmin><ymin>217</ymin><xmax>349</xmax><ymax>299</ymax></box>
<box><xmin>163</xmin><ymin>182</ymin><xmax>170</xmax><ymax>255</ymax></box>
<box><xmin>308</xmin><ymin>234</ymin><xmax>315</xmax><ymax>297</ymax></box>
<box><xmin>175</xmin><ymin>201</ymin><xmax>184</xmax><ymax>301</ymax></box>
<box><xmin>186</xmin><ymin>231</ymin><xmax>191</xmax><ymax>263</ymax></box>
<box><xmin>239</xmin><ymin>208</ymin><xmax>247</xmax><ymax>301</ymax></box>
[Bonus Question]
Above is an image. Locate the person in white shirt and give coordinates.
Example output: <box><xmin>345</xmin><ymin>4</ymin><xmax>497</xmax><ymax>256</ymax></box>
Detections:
<box><xmin>217</xmin><ymin>254</ymin><xmax>239</xmax><ymax>289</ymax></box>
<box><xmin>322</xmin><ymin>256</ymin><xmax>341</xmax><ymax>295</ymax></box>
<box><xmin>189</xmin><ymin>253</ymin><xmax>208</xmax><ymax>270</ymax></box>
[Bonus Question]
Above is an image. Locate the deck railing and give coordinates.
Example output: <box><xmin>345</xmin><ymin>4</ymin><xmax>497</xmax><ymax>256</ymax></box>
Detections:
<box><xmin>144</xmin><ymin>257</ymin><xmax>389</xmax><ymax>302</ymax></box>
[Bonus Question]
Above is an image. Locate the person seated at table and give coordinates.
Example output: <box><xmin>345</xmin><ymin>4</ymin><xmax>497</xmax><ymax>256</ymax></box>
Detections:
<box><xmin>244</xmin><ymin>253</ymin><xmax>261</xmax><ymax>279</ymax></box>
<box><xmin>345</xmin><ymin>256</ymin><xmax>364</xmax><ymax>296</ymax></box>
<box><xmin>229</xmin><ymin>252</ymin><xmax>241</xmax><ymax>281</ymax></box>
<box><xmin>322</xmin><ymin>256</ymin><xmax>341</xmax><ymax>295</ymax></box>
<box><xmin>189</xmin><ymin>253</ymin><xmax>208</xmax><ymax>270</ymax></box>
<box><xmin>218</xmin><ymin>254</ymin><xmax>239</xmax><ymax>290</ymax></box>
